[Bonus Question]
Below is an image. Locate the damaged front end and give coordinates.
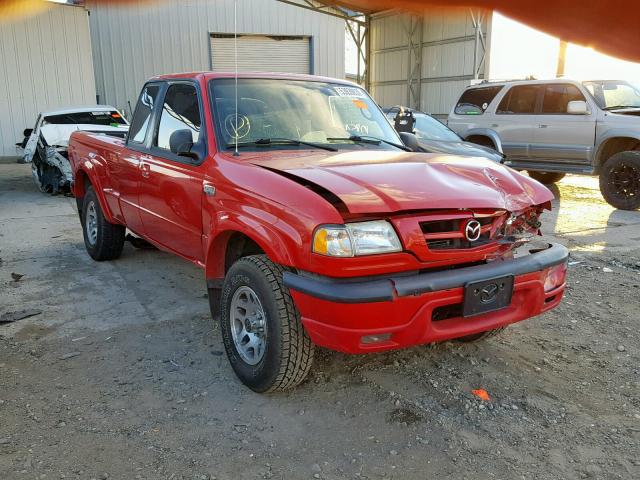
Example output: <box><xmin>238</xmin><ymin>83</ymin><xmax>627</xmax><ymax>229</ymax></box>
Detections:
<box><xmin>31</xmin><ymin>130</ymin><xmax>73</xmax><ymax>195</ymax></box>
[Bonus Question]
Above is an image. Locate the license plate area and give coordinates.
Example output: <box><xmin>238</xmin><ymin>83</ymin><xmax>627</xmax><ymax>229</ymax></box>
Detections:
<box><xmin>463</xmin><ymin>275</ymin><xmax>514</xmax><ymax>317</ymax></box>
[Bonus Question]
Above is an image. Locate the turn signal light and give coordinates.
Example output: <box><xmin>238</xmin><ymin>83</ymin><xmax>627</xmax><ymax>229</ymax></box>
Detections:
<box><xmin>543</xmin><ymin>263</ymin><xmax>567</xmax><ymax>292</ymax></box>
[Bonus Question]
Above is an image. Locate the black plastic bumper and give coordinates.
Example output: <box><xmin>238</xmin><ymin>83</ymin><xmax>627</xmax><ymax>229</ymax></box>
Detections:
<box><xmin>283</xmin><ymin>243</ymin><xmax>569</xmax><ymax>304</ymax></box>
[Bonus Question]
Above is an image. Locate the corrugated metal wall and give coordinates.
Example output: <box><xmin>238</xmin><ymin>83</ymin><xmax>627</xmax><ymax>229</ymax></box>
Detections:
<box><xmin>86</xmin><ymin>0</ymin><xmax>345</xmax><ymax>114</ymax></box>
<box><xmin>370</xmin><ymin>8</ymin><xmax>491</xmax><ymax>118</ymax></box>
<box><xmin>0</xmin><ymin>4</ymin><xmax>96</xmax><ymax>156</ymax></box>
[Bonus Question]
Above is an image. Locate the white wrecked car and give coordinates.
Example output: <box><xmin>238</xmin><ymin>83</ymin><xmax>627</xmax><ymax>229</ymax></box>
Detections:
<box><xmin>17</xmin><ymin>106</ymin><xmax>129</xmax><ymax>194</ymax></box>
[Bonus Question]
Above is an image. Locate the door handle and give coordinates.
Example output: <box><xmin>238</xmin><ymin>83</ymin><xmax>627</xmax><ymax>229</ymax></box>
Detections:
<box><xmin>140</xmin><ymin>162</ymin><xmax>151</xmax><ymax>178</ymax></box>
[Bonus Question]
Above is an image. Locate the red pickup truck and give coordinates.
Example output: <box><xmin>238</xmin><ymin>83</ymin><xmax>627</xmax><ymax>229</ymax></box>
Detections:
<box><xmin>68</xmin><ymin>72</ymin><xmax>568</xmax><ymax>392</ymax></box>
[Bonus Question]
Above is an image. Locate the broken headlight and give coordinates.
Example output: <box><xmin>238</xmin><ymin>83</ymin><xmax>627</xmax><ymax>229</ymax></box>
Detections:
<box><xmin>502</xmin><ymin>208</ymin><xmax>542</xmax><ymax>244</ymax></box>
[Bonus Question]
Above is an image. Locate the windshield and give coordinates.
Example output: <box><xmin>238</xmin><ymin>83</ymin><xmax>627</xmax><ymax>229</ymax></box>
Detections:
<box><xmin>209</xmin><ymin>79</ymin><xmax>401</xmax><ymax>150</ymax></box>
<box><xmin>413</xmin><ymin>113</ymin><xmax>460</xmax><ymax>142</ymax></box>
<box><xmin>583</xmin><ymin>80</ymin><xmax>640</xmax><ymax>109</ymax></box>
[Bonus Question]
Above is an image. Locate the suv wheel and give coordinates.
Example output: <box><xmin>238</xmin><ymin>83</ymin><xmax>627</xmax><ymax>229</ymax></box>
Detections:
<box><xmin>220</xmin><ymin>255</ymin><xmax>314</xmax><ymax>392</ymax></box>
<box><xmin>600</xmin><ymin>151</ymin><xmax>640</xmax><ymax>210</ymax></box>
<box><xmin>81</xmin><ymin>186</ymin><xmax>126</xmax><ymax>261</ymax></box>
<box><xmin>527</xmin><ymin>171</ymin><xmax>566</xmax><ymax>184</ymax></box>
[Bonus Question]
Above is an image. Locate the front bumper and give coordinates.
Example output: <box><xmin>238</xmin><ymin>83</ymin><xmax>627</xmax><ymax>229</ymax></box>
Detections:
<box><xmin>284</xmin><ymin>243</ymin><xmax>568</xmax><ymax>353</ymax></box>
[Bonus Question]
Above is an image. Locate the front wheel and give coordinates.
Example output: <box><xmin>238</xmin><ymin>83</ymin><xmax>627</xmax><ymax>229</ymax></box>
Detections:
<box><xmin>599</xmin><ymin>151</ymin><xmax>640</xmax><ymax>210</ymax></box>
<box><xmin>527</xmin><ymin>171</ymin><xmax>566</xmax><ymax>184</ymax></box>
<box><xmin>220</xmin><ymin>255</ymin><xmax>314</xmax><ymax>392</ymax></box>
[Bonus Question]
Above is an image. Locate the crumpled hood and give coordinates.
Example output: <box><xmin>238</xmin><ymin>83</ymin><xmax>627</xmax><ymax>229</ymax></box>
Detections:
<box><xmin>417</xmin><ymin>138</ymin><xmax>503</xmax><ymax>162</ymax></box>
<box><xmin>249</xmin><ymin>150</ymin><xmax>553</xmax><ymax>214</ymax></box>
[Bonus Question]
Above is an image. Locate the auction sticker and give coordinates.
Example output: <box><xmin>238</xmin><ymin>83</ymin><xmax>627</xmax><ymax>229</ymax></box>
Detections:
<box><xmin>334</xmin><ymin>86</ymin><xmax>366</xmax><ymax>98</ymax></box>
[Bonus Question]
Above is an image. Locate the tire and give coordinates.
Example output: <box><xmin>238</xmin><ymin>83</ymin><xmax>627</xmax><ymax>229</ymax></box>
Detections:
<box><xmin>468</xmin><ymin>136</ymin><xmax>496</xmax><ymax>150</ymax></box>
<box><xmin>527</xmin><ymin>171</ymin><xmax>566</xmax><ymax>184</ymax></box>
<box><xmin>81</xmin><ymin>186</ymin><xmax>125</xmax><ymax>261</ymax></box>
<box><xmin>455</xmin><ymin>327</ymin><xmax>505</xmax><ymax>343</ymax></box>
<box><xmin>220</xmin><ymin>255</ymin><xmax>314</xmax><ymax>392</ymax></box>
<box><xmin>599</xmin><ymin>151</ymin><xmax>640</xmax><ymax>210</ymax></box>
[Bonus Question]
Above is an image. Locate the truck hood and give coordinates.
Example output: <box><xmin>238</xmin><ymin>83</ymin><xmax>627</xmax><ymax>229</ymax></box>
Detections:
<box><xmin>247</xmin><ymin>150</ymin><xmax>553</xmax><ymax>214</ymax></box>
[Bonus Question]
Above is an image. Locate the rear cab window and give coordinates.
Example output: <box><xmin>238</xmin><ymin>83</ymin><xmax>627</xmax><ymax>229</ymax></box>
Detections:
<box><xmin>454</xmin><ymin>86</ymin><xmax>503</xmax><ymax>115</ymax></box>
<box><xmin>496</xmin><ymin>85</ymin><xmax>541</xmax><ymax>114</ymax></box>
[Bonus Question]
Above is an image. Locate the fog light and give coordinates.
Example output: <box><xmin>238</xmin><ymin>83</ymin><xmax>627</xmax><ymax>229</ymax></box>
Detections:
<box><xmin>361</xmin><ymin>333</ymin><xmax>392</xmax><ymax>344</ymax></box>
<box><xmin>544</xmin><ymin>263</ymin><xmax>567</xmax><ymax>292</ymax></box>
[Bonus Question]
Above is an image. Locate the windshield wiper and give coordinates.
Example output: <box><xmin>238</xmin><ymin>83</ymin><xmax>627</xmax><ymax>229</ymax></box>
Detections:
<box><xmin>226</xmin><ymin>137</ymin><xmax>337</xmax><ymax>152</ymax></box>
<box><xmin>326</xmin><ymin>135</ymin><xmax>411</xmax><ymax>152</ymax></box>
<box><xmin>603</xmin><ymin>105</ymin><xmax>640</xmax><ymax>111</ymax></box>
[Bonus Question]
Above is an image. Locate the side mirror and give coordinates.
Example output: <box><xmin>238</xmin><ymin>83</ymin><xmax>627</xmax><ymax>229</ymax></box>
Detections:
<box><xmin>567</xmin><ymin>100</ymin><xmax>588</xmax><ymax>115</ymax></box>
<box><xmin>23</xmin><ymin>128</ymin><xmax>33</xmax><ymax>138</ymax></box>
<box><xmin>169</xmin><ymin>129</ymin><xmax>198</xmax><ymax>160</ymax></box>
<box><xmin>399</xmin><ymin>132</ymin><xmax>421</xmax><ymax>152</ymax></box>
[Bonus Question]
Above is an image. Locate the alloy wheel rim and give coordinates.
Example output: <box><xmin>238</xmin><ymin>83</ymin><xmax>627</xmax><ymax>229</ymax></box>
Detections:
<box><xmin>230</xmin><ymin>286</ymin><xmax>267</xmax><ymax>365</ymax></box>
<box><xmin>610</xmin><ymin>163</ymin><xmax>640</xmax><ymax>199</ymax></box>
<box><xmin>86</xmin><ymin>201</ymin><xmax>98</xmax><ymax>246</ymax></box>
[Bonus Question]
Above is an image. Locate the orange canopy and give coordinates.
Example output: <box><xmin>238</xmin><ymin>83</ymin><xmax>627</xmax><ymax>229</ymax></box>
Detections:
<box><xmin>324</xmin><ymin>0</ymin><xmax>640</xmax><ymax>64</ymax></box>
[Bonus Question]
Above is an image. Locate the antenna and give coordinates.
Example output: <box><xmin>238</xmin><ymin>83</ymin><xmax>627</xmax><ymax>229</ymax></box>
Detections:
<box><xmin>233</xmin><ymin>0</ymin><xmax>239</xmax><ymax>156</ymax></box>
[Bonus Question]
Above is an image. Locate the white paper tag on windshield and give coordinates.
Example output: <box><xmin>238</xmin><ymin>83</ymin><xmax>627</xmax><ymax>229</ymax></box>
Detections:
<box><xmin>334</xmin><ymin>86</ymin><xmax>366</xmax><ymax>98</ymax></box>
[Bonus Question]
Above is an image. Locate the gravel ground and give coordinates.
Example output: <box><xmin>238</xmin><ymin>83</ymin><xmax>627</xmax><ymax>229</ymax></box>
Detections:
<box><xmin>0</xmin><ymin>163</ymin><xmax>639</xmax><ymax>480</ymax></box>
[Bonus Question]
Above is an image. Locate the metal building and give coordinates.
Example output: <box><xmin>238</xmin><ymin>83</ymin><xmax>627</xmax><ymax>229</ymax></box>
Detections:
<box><xmin>370</xmin><ymin>7</ymin><xmax>490</xmax><ymax>118</ymax></box>
<box><xmin>0</xmin><ymin>2</ymin><xmax>96</xmax><ymax>156</ymax></box>
<box><xmin>86</xmin><ymin>0</ymin><xmax>346</xmax><ymax>115</ymax></box>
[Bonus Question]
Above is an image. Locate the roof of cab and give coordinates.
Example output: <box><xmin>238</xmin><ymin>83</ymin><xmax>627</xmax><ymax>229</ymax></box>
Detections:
<box><xmin>149</xmin><ymin>71</ymin><xmax>361</xmax><ymax>87</ymax></box>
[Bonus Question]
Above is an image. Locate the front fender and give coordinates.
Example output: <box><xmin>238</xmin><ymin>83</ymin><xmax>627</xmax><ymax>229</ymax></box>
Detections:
<box><xmin>462</xmin><ymin>128</ymin><xmax>504</xmax><ymax>154</ymax></box>
<box><xmin>204</xmin><ymin>213</ymin><xmax>304</xmax><ymax>281</ymax></box>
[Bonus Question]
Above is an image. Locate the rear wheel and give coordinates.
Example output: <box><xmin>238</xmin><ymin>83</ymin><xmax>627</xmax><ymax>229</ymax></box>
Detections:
<box><xmin>599</xmin><ymin>151</ymin><xmax>640</xmax><ymax>210</ymax></box>
<box><xmin>81</xmin><ymin>186</ymin><xmax>125</xmax><ymax>261</ymax></box>
<box><xmin>220</xmin><ymin>255</ymin><xmax>314</xmax><ymax>392</ymax></box>
<box><xmin>527</xmin><ymin>171</ymin><xmax>566</xmax><ymax>184</ymax></box>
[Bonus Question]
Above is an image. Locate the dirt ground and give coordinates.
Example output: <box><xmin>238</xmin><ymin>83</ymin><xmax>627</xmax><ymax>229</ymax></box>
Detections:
<box><xmin>1</xmin><ymin>162</ymin><xmax>639</xmax><ymax>480</ymax></box>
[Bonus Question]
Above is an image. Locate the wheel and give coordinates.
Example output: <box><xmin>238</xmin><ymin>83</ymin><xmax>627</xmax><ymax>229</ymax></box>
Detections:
<box><xmin>220</xmin><ymin>255</ymin><xmax>314</xmax><ymax>392</ymax></box>
<box><xmin>599</xmin><ymin>151</ymin><xmax>640</xmax><ymax>210</ymax></box>
<box><xmin>81</xmin><ymin>186</ymin><xmax>125</xmax><ymax>261</ymax></box>
<box><xmin>455</xmin><ymin>327</ymin><xmax>505</xmax><ymax>343</ymax></box>
<box><xmin>527</xmin><ymin>171</ymin><xmax>566</xmax><ymax>184</ymax></box>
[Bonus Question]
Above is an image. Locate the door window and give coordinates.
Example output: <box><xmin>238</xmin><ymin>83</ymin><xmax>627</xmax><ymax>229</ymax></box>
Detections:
<box><xmin>155</xmin><ymin>83</ymin><xmax>202</xmax><ymax>151</ymax></box>
<box><xmin>497</xmin><ymin>85</ymin><xmax>540</xmax><ymax>114</ymax></box>
<box><xmin>542</xmin><ymin>84</ymin><xmax>586</xmax><ymax>113</ymax></box>
<box><xmin>128</xmin><ymin>85</ymin><xmax>160</xmax><ymax>144</ymax></box>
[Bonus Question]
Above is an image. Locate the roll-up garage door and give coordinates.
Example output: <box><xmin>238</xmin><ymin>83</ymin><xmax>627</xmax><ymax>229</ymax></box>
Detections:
<box><xmin>210</xmin><ymin>35</ymin><xmax>310</xmax><ymax>74</ymax></box>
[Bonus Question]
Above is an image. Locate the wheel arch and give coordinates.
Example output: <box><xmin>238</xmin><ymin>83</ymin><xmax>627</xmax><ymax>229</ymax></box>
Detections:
<box><xmin>595</xmin><ymin>134</ymin><xmax>640</xmax><ymax>173</ymax></box>
<box><xmin>73</xmin><ymin>165</ymin><xmax>118</xmax><ymax>224</ymax></box>
<box><xmin>462</xmin><ymin>128</ymin><xmax>503</xmax><ymax>153</ymax></box>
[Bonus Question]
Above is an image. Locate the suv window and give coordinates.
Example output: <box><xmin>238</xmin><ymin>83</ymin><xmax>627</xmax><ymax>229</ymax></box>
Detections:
<box><xmin>542</xmin><ymin>84</ymin><xmax>585</xmax><ymax>113</ymax></box>
<box><xmin>155</xmin><ymin>83</ymin><xmax>202</xmax><ymax>151</ymax></box>
<box><xmin>497</xmin><ymin>85</ymin><xmax>540</xmax><ymax>114</ymax></box>
<box><xmin>454</xmin><ymin>86</ymin><xmax>503</xmax><ymax>115</ymax></box>
<box><xmin>128</xmin><ymin>84</ymin><xmax>161</xmax><ymax>144</ymax></box>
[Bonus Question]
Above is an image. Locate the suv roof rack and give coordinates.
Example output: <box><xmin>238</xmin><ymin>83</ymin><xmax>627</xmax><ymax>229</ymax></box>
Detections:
<box><xmin>474</xmin><ymin>76</ymin><xmax>538</xmax><ymax>85</ymax></box>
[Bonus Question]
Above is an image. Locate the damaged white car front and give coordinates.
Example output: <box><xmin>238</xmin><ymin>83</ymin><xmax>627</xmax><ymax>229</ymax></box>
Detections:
<box><xmin>16</xmin><ymin>107</ymin><xmax>129</xmax><ymax>194</ymax></box>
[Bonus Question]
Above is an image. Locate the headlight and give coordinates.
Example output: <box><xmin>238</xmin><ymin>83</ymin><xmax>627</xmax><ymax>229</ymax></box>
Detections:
<box><xmin>313</xmin><ymin>220</ymin><xmax>402</xmax><ymax>257</ymax></box>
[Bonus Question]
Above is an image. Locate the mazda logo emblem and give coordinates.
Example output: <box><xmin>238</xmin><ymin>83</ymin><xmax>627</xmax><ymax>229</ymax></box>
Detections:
<box><xmin>465</xmin><ymin>219</ymin><xmax>482</xmax><ymax>242</ymax></box>
<box><xmin>480</xmin><ymin>283</ymin><xmax>499</xmax><ymax>303</ymax></box>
